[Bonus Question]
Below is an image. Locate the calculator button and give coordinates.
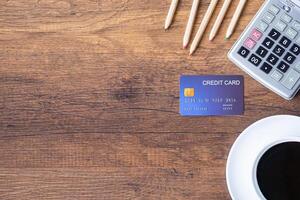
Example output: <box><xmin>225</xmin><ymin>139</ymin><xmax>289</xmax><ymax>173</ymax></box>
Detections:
<box><xmin>268</xmin><ymin>29</ymin><xmax>281</xmax><ymax>40</ymax></box>
<box><xmin>262</xmin><ymin>37</ymin><xmax>275</xmax><ymax>49</ymax></box>
<box><xmin>279</xmin><ymin>36</ymin><xmax>291</xmax><ymax>48</ymax></box>
<box><xmin>283</xmin><ymin>5</ymin><xmax>292</xmax><ymax>12</ymax></box>
<box><xmin>285</xmin><ymin>27</ymin><xmax>298</xmax><ymax>39</ymax></box>
<box><xmin>257</xmin><ymin>21</ymin><xmax>269</xmax><ymax>32</ymax></box>
<box><xmin>251</xmin><ymin>29</ymin><xmax>263</xmax><ymax>41</ymax></box>
<box><xmin>284</xmin><ymin>52</ymin><xmax>296</xmax><ymax>64</ymax></box>
<box><xmin>269</xmin><ymin>5</ymin><xmax>280</xmax><ymax>15</ymax></box>
<box><xmin>281</xmin><ymin>13</ymin><xmax>292</xmax><ymax>23</ymax></box>
<box><xmin>267</xmin><ymin>54</ymin><xmax>279</xmax><ymax>65</ymax></box>
<box><xmin>292</xmin><ymin>21</ymin><xmax>300</xmax><ymax>31</ymax></box>
<box><xmin>238</xmin><ymin>46</ymin><xmax>250</xmax><ymax>58</ymax></box>
<box><xmin>282</xmin><ymin>69</ymin><xmax>300</xmax><ymax>89</ymax></box>
<box><xmin>244</xmin><ymin>38</ymin><xmax>256</xmax><ymax>49</ymax></box>
<box><xmin>256</xmin><ymin>46</ymin><xmax>268</xmax><ymax>58</ymax></box>
<box><xmin>283</xmin><ymin>5</ymin><xmax>291</xmax><ymax>13</ymax></box>
<box><xmin>271</xmin><ymin>70</ymin><xmax>283</xmax><ymax>81</ymax></box>
<box><xmin>294</xmin><ymin>63</ymin><xmax>300</xmax><ymax>72</ymax></box>
<box><xmin>290</xmin><ymin>44</ymin><xmax>300</xmax><ymax>55</ymax></box>
<box><xmin>275</xmin><ymin>20</ymin><xmax>287</xmax><ymax>32</ymax></box>
<box><xmin>277</xmin><ymin>61</ymin><xmax>290</xmax><ymax>73</ymax></box>
<box><xmin>248</xmin><ymin>54</ymin><xmax>262</xmax><ymax>66</ymax></box>
<box><xmin>263</xmin><ymin>12</ymin><xmax>275</xmax><ymax>24</ymax></box>
<box><xmin>273</xmin><ymin>45</ymin><xmax>285</xmax><ymax>56</ymax></box>
<box><xmin>260</xmin><ymin>63</ymin><xmax>273</xmax><ymax>74</ymax></box>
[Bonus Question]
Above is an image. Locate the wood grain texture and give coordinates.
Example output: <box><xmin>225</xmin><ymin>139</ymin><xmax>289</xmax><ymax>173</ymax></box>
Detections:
<box><xmin>1</xmin><ymin>0</ymin><xmax>300</xmax><ymax>199</ymax></box>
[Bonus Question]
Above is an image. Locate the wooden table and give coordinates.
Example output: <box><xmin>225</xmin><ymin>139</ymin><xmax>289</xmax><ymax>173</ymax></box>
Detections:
<box><xmin>1</xmin><ymin>0</ymin><xmax>299</xmax><ymax>199</ymax></box>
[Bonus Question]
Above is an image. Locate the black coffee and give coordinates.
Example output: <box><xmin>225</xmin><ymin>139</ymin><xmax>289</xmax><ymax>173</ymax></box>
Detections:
<box><xmin>257</xmin><ymin>142</ymin><xmax>300</xmax><ymax>200</ymax></box>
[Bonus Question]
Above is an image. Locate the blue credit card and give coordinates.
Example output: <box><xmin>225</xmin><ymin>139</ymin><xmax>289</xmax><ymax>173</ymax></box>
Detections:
<box><xmin>180</xmin><ymin>75</ymin><xmax>244</xmax><ymax>116</ymax></box>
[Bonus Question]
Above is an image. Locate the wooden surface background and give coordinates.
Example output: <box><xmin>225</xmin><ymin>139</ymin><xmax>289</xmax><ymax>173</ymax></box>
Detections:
<box><xmin>1</xmin><ymin>0</ymin><xmax>300</xmax><ymax>199</ymax></box>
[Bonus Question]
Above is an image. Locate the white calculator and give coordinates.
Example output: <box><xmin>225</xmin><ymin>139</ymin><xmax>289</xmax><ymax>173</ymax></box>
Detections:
<box><xmin>229</xmin><ymin>0</ymin><xmax>300</xmax><ymax>100</ymax></box>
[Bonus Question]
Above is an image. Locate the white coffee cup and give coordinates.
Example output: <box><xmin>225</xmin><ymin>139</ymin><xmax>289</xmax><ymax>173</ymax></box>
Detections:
<box><xmin>226</xmin><ymin>115</ymin><xmax>300</xmax><ymax>200</ymax></box>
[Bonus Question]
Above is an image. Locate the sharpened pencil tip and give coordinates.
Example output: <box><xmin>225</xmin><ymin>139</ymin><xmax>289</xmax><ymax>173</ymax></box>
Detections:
<box><xmin>226</xmin><ymin>32</ymin><xmax>232</xmax><ymax>39</ymax></box>
<box><xmin>183</xmin><ymin>37</ymin><xmax>189</xmax><ymax>49</ymax></box>
<box><xmin>164</xmin><ymin>23</ymin><xmax>170</xmax><ymax>30</ymax></box>
<box><xmin>209</xmin><ymin>35</ymin><xmax>215</xmax><ymax>41</ymax></box>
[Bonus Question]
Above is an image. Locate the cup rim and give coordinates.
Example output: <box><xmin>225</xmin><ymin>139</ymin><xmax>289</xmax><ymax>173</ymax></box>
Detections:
<box><xmin>226</xmin><ymin>115</ymin><xmax>300</xmax><ymax>200</ymax></box>
<box><xmin>252</xmin><ymin>138</ymin><xmax>300</xmax><ymax>200</ymax></box>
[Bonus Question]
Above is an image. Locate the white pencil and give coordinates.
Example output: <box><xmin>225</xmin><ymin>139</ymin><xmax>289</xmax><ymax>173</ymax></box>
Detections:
<box><xmin>165</xmin><ymin>0</ymin><xmax>180</xmax><ymax>30</ymax></box>
<box><xmin>190</xmin><ymin>0</ymin><xmax>219</xmax><ymax>55</ymax></box>
<box><xmin>183</xmin><ymin>0</ymin><xmax>200</xmax><ymax>48</ymax></box>
<box><xmin>226</xmin><ymin>0</ymin><xmax>247</xmax><ymax>39</ymax></box>
<box><xmin>209</xmin><ymin>0</ymin><xmax>232</xmax><ymax>41</ymax></box>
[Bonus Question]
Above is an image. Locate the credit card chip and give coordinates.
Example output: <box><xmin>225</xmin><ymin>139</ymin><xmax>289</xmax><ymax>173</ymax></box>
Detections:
<box><xmin>184</xmin><ymin>88</ymin><xmax>195</xmax><ymax>97</ymax></box>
